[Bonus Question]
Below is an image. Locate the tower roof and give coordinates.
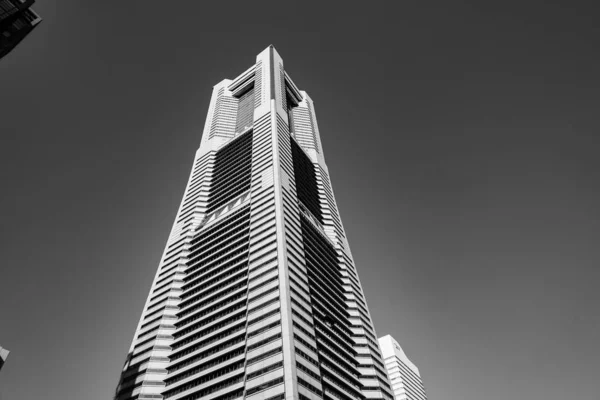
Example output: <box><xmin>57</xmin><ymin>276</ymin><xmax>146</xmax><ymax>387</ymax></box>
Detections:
<box><xmin>378</xmin><ymin>334</ymin><xmax>421</xmax><ymax>376</ymax></box>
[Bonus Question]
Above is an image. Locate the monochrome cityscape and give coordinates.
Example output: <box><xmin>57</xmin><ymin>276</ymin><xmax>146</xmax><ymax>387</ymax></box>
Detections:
<box><xmin>113</xmin><ymin>46</ymin><xmax>425</xmax><ymax>400</ymax></box>
<box><xmin>4</xmin><ymin>4</ymin><xmax>598</xmax><ymax>400</ymax></box>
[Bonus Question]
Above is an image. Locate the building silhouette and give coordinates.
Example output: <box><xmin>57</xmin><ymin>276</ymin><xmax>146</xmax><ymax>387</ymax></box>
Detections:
<box><xmin>378</xmin><ymin>336</ymin><xmax>427</xmax><ymax>400</ymax></box>
<box><xmin>0</xmin><ymin>0</ymin><xmax>41</xmax><ymax>60</ymax></box>
<box><xmin>0</xmin><ymin>345</ymin><xmax>9</xmax><ymax>372</ymax></box>
<box><xmin>114</xmin><ymin>46</ymin><xmax>394</xmax><ymax>400</ymax></box>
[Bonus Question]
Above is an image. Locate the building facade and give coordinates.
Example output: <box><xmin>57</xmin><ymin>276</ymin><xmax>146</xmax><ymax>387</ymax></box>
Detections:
<box><xmin>378</xmin><ymin>336</ymin><xmax>427</xmax><ymax>400</ymax></box>
<box><xmin>114</xmin><ymin>46</ymin><xmax>394</xmax><ymax>400</ymax></box>
<box><xmin>0</xmin><ymin>0</ymin><xmax>41</xmax><ymax>59</ymax></box>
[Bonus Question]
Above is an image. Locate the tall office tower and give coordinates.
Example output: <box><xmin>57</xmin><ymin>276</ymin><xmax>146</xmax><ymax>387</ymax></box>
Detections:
<box><xmin>0</xmin><ymin>345</ymin><xmax>9</xmax><ymax>372</ymax></box>
<box><xmin>0</xmin><ymin>0</ymin><xmax>42</xmax><ymax>59</ymax></box>
<box><xmin>114</xmin><ymin>46</ymin><xmax>394</xmax><ymax>400</ymax></box>
<box><xmin>377</xmin><ymin>336</ymin><xmax>427</xmax><ymax>400</ymax></box>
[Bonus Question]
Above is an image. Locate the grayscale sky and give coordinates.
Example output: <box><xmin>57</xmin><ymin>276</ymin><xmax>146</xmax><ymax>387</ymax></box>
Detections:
<box><xmin>1</xmin><ymin>1</ymin><xmax>599</xmax><ymax>399</ymax></box>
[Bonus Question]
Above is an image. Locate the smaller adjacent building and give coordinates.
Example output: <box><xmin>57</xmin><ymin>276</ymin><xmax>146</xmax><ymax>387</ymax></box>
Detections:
<box><xmin>0</xmin><ymin>345</ymin><xmax>9</xmax><ymax>372</ymax></box>
<box><xmin>0</xmin><ymin>0</ymin><xmax>42</xmax><ymax>60</ymax></box>
<box><xmin>378</xmin><ymin>335</ymin><xmax>427</xmax><ymax>400</ymax></box>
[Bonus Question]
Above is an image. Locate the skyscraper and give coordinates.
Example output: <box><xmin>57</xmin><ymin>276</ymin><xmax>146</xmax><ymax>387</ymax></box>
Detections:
<box><xmin>378</xmin><ymin>335</ymin><xmax>427</xmax><ymax>400</ymax></box>
<box><xmin>0</xmin><ymin>0</ymin><xmax>41</xmax><ymax>60</ymax></box>
<box><xmin>114</xmin><ymin>46</ymin><xmax>394</xmax><ymax>400</ymax></box>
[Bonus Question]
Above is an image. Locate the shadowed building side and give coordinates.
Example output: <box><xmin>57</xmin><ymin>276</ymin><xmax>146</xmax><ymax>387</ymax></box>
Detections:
<box><xmin>0</xmin><ymin>0</ymin><xmax>42</xmax><ymax>60</ymax></box>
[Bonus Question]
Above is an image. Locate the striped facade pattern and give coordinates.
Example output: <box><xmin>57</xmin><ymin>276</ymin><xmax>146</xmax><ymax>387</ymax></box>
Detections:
<box><xmin>378</xmin><ymin>336</ymin><xmax>427</xmax><ymax>400</ymax></box>
<box><xmin>209</xmin><ymin>86</ymin><xmax>239</xmax><ymax>140</ymax></box>
<box><xmin>382</xmin><ymin>359</ymin><xmax>426</xmax><ymax>400</ymax></box>
<box><xmin>114</xmin><ymin>46</ymin><xmax>394</xmax><ymax>400</ymax></box>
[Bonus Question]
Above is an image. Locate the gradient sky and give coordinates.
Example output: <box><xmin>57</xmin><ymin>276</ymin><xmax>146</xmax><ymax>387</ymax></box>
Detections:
<box><xmin>1</xmin><ymin>1</ymin><xmax>599</xmax><ymax>399</ymax></box>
